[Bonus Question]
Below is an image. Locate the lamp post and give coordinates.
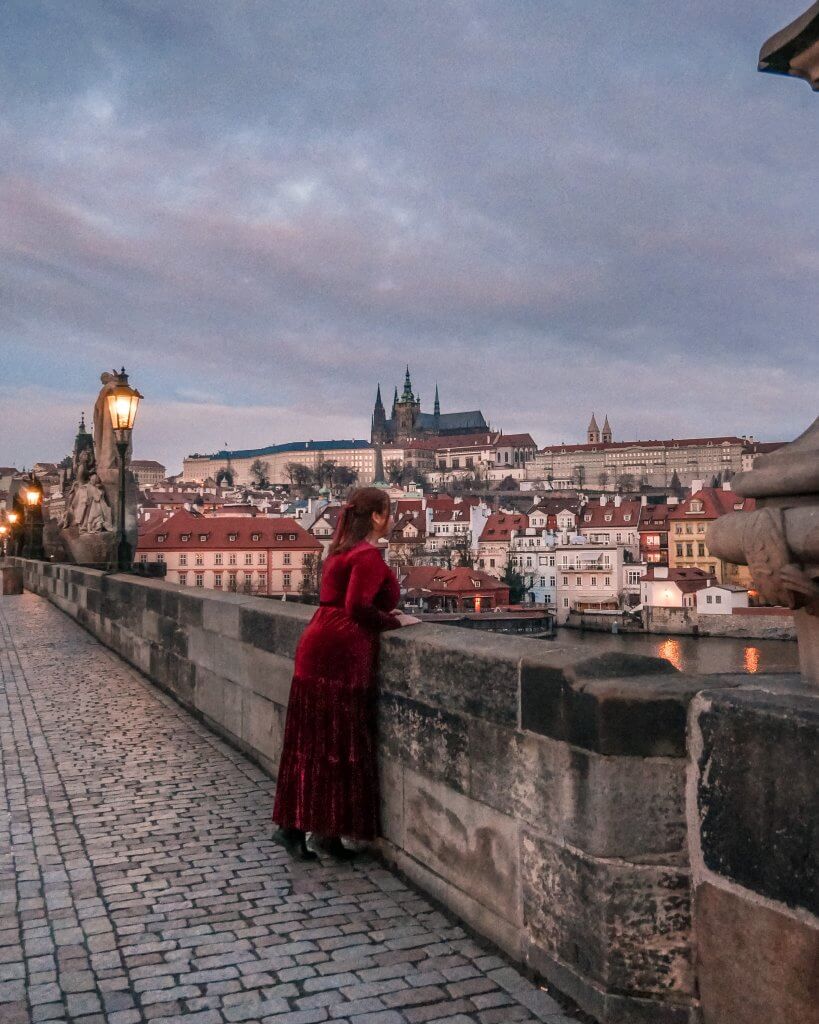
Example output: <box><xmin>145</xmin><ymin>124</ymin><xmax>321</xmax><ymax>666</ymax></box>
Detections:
<box><xmin>0</xmin><ymin>524</ymin><xmax>8</xmax><ymax>558</ymax></box>
<box><xmin>22</xmin><ymin>477</ymin><xmax>44</xmax><ymax>560</ymax></box>
<box><xmin>107</xmin><ymin>368</ymin><xmax>143</xmax><ymax>573</ymax></box>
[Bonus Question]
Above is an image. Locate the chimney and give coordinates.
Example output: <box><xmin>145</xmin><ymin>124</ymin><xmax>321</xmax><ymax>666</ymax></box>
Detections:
<box><xmin>722</xmin><ymin>481</ymin><xmax>732</xmax><ymax>491</ymax></box>
<box><xmin>692</xmin><ymin>479</ymin><xmax>703</xmax><ymax>494</ymax></box>
<box><xmin>641</xmin><ymin>495</ymin><xmax>648</xmax><ymax>506</ymax></box>
<box><xmin>654</xmin><ymin>566</ymin><xmax>669</xmax><ymax>579</ymax></box>
<box><xmin>614</xmin><ymin>494</ymin><xmax>622</xmax><ymax>508</ymax></box>
<box><xmin>599</xmin><ymin>495</ymin><xmax>607</xmax><ymax>506</ymax></box>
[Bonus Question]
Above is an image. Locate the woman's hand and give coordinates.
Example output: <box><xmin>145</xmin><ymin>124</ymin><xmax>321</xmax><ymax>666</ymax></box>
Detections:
<box><xmin>395</xmin><ymin>612</ymin><xmax>422</xmax><ymax>627</ymax></box>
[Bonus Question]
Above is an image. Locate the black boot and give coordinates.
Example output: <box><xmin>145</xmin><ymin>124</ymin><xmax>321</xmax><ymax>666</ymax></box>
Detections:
<box><xmin>317</xmin><ymin>835</ymin><xmax>358</xmax><ymax>861</ymax></box>
<box><xmin>273</xmin><ymin>826</ymin><xmax>318</xmax><ymax>861</ymax></box>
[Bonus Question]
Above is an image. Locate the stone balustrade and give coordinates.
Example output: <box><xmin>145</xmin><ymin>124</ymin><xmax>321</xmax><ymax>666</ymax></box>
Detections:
<box><xmin>10</xmin><ymin>557</ymin><xmax>817</xmax><ymax>1024</ymax></box>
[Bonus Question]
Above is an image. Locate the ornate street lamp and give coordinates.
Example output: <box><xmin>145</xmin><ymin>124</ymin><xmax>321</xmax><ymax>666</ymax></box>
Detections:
<box><xmin>22</xmin><ymin>476</ymin><xmax>44</xmax><ymax>560</ymax></box>
<box><xmin>107</xmin><ymin>368</ymin><xmax>143</xmax><ymax>572</ymax></box>
<box><xmin>0</xmin><ymin>523</ymin><xmax>8</xmax><ymax>558</ymax></box>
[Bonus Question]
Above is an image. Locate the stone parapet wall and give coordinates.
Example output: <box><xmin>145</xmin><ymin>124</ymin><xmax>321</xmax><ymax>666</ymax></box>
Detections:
<box><xmin>643</xmin><ymin>606</ymin><xmax>796</xmax><ymax>641</ymax></box>
<box><xmin>11</xmin><ymin>558</ymin><xmax>814</xmax><ymax>1024</ymax></box>
<box><xmin>688</xmin><ymin>685</ymin><xmax>819</xmax><ymax>1024</ymax></box>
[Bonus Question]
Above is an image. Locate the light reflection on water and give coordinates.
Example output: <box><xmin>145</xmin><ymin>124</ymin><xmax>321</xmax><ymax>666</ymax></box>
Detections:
<box><xmin>552</xmin><ymin>631</ymin><xmax>798</xmax><ymax>675</ymax></box>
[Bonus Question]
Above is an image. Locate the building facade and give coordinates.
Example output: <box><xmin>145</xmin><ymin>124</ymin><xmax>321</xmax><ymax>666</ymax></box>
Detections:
<box><xmin>183</xmin><ymin>440</ymin><xmax>376</xmax><ymax>487</ymax></box>
<box><xmin>667</xmin><ymin>487</ymin><xmax>755</xmax><ymax>584</ymax></box>
<box><xmin>131</xmin><ymin>460</ymin><xmax>167</xmax><ymax>486</ymax></box>
<box><xmin>137</xmin><ymin>511</ymin><xmax>321</xmax><ymax>596</ymax></box>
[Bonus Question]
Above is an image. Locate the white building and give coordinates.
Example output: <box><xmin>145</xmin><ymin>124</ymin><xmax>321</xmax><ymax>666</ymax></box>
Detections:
<box><xmin>554</xmin><ymin>541</ymin><xmax>625</xmax><ymax>624</ymax></box>
<box><xmin>641</xmin><ymin>566</ymin><xmax>713</xmax><ymax>609</ymax></box>
<box><xmin>696</xmin><ymin>581</ymin><xmax>750</xmax><ymax>614</ymax></box>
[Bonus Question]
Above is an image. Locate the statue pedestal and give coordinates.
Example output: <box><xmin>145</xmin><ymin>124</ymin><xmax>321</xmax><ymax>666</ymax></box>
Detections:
<box><xmin>0</xmin><ymin>566</ymin><xmax>23</xmax><ymax>595</ymax></box>
<box><xmin>61</xmin><ymin>526</ymin><xmax>118</xmax><ymax>571</ymax></box>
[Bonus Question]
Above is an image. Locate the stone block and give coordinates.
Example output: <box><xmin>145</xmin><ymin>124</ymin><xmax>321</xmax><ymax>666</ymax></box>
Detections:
<box><xmin>241</xmin><ymin>690</ymin><xmax>285</xmax><ymax>767</ymax></box>
<box><xmin>520</xmin><ymin>829</ymin><xmax>694</xmax><ymax>1000</ymax></box>
<box><xmin>692</xmin><ymin>685</ymin><xmax>819</xmax><ymax>915</ymax></box>
<box><xmin>241</xmin><ymin>647</ymin><xmax>293</xmax><ymax>705</ymax></box>
<box><xmin>382</xmin><ymin>629</ymin><xmax>519</xmax><ymax>726</ymax></box>
<box><xmin>379</xmin><ymin>693</ymin><xmax>470</xmax><ymax>793</ymax></box>
<box><xmin>0</xmin><ymin>567</ymin><xmax>23</xmax><ymax>595</ymax></box>
<box><xmin>695</xmin><ymin>880</ymin><xmax>819</xmax><ymax>1024</ymax></box>
<box><xmin>468</xmin><ymin>719</ymin><xmax>686</xmax><ymax>859</ymax></box>
<box><xmin>403</xmin><ymin>769</ymin><xmax>520</xmax><ymax>925</ymax></box>
<box><xmin>379</xmin><ymin>756</ymin><xmax>404</xmax><ymax>847</ymax></box>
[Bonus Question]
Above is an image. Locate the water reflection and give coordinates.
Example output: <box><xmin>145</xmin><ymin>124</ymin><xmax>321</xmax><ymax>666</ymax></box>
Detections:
<box><xmin>550</xmin><ymin>630</ymin><xmax>798</xmax><ymax>674</ymax></box>
<box><xmin>744</xmin><ymin>646</ymin><xmax>761</xmax><ymax>674</ymax></box>
<box><xmin>657</xmin><ymin>638</ymin><xmax>683</xmax><ymax>672</ymax></box>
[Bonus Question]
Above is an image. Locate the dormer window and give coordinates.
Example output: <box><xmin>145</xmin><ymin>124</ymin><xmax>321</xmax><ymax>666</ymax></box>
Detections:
<box><xmin>690</xmin><ymin>500</ymin><xmax>703</xmax><ymax>513</ymax></box>
<box><xmin>252</xmin><ymin>532</ymin><xmax>261</xmax><ymax>541</ymax></box>
<box><xmin>276</xmin><ymin>533</ymin><xmax>284</xmax><ymax>541</ymax></box>
<box><xmin>624</xmin><ymin>514</ymin><xmax>631</xmax><ymax>522</ymax></box>
<box><xmin>604</xmin><ymin>514</ymin><xmax>612</xmax><ymax>522</ymax></box>
<box><xmin>198</xmin><ymin>534</ymin><xmax>208</xmax><ymax>542</ymax></box>
<box><xmin>289</xmin><ymin>534</ymin><xmax>296</xmax><ymax>541</ymax></box>
<box><xmin>228</xmin><ymin>533</ymin><xmax>237</xmax><ymax>542</ymax></box>
<box><xmin>584</xmin><ymin>514</ymin><xmax>591</xmax><ymax>522</ymax></box>
<box><xmin>157</xmin><ymin>534</ymin><xmax>166</xmax><ymax>543</ymax></box>
<box><xmin>181</xmin><ymin>534</ymin><xmax>190</xmax><ymax>542</ymax></box>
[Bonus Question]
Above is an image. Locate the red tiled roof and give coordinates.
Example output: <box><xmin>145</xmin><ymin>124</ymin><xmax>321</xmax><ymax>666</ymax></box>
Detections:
<box><xmin>540</xmin><ymin>436</ymin><xmax>745</xmax><ymax>454</ymax></box>
<box><xmin>579</xmin><ymin>500</ymin><xmax>642</xmax><ymax>529</ymax></box>
<box><xmin>138</xmin><ymin>510</ymin><xmax>321</xmax><ymax>551</ymax></box>
<box><xmin>398</xmin><ymin>565</ymin><xmax>509</xmax><ymax>594</ymax></box>
<box><xmin>478</xmin><ymin>512</ymin><xmax>528</xmax><ymax>541</ymax></box>
<box><xmin>668</xmin><ymin>488</ymin><xmax>755</xmax><ymax>521</ymax></box>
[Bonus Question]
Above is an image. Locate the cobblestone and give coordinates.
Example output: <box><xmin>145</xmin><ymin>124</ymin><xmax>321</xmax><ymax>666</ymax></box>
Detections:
<box><xmin>0</xmin><ymin>593</ymin><xmax>584</xmax><ymax>1023</ymax></box>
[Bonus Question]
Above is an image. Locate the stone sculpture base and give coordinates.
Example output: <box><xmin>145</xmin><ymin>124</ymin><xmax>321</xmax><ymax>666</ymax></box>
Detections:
<box><xmin>60</xmin><ymin>525</ymin><xmax>118</xmax><ymax>571</ymax></box>
<box><xmin>0</xmin><ymin>566</ymin><xmax>23</xmax><ymax>595</ymax></box>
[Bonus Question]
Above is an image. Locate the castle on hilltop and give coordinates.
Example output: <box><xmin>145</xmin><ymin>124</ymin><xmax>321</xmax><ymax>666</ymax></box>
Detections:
<box><xmin>370</xmin><ymin>367</ymin><xmax>488</xmax><ymax>445</ymax></box>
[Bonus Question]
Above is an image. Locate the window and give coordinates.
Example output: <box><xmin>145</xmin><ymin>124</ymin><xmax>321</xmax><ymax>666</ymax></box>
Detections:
<box><xmin>490</xmin><ymin>558</ymin><xmax>495</xmax><ymax>568</ymax></box>
<box><xmin>229</xmin><ymin>533</ymin><xmax>237</xmax><ymax>542</ymax></box>
<box><xmin>715</xmin><ymin>595</ymin><xmax>722</xmax><ymax>604</ymax></box>
<box><xmin>229</xmin><ymin>573</ymin><xmax>237</xmax><ymax>589</ymax></box>
<box><xmin>576</xmin><ymin>576</ymin><xmax>581</xmax><ymax>586</ymax></box>
<box><xmin>228</xmin><ymin>552</ymin><xmax>237</xmax><ymax>566</ymax></box>
<box><xmin>215</xmin><ymin>552</ymin><xmax>223</xmax><ymax>566</ymax></box>
<box><xmin>178</xmin><ymin>573</ymin><xmax>187</xmax><ymax>585</ymax></box>
<box><xmin>195</xmin><ymin>573</ymin><xmax>204</xmax><ymax>588</ymax></box>
<box><xmin>258</xmin><ymin>552</ymin><xmax>266</xmax><ymax>565</ymax></box>
<box><xmin>676</xmin><ymin>543</ymin><xmax>683</xmax><ymax>557</ymax></box>
<box><xmin>627</xmin><ymin>571</ymin><xmax>641</xmax><ymax>585</ymax></box>
<box><xmin>252</xmin><ymin>532</ymin><xmax>261</xmax><ymax>541</ymax></box>
<box><xmin>214</xmin><ymin>573</ymin><xmax>223</xmax><ymax>588</ymax></box>
<box><xmin>605</xmin><ymin>576</ymin><xmax>611</xmax><ymax>587</ymax></box>
<box><xmin>563</xmin><ymin>576</ymin><xmax>569</xmax><ymax>585</ymax></box>
<box><xmin>706</xmin><ymin>595</ymin><xmax>712</xmax><ymax>604</ymax></box>
<box><xmin>244</xmin><ymin>552</ymin><xmax>253</xmax><ymax>565</ymax></box>
<box><xmin>539</xmin><ymin>577</ymin><xmax>546</xmax><ymax>587</ymax></box>
<box><xmin>591</xmin><ymin>576</ymin><xmax>597</xmax><ymax>587</ymax></box>
<box><xmin>157</xmin><ymin>553</ymin><xmax>165</xmax><ymax>564</ymax></box>
<box><xmin>563</xmin><ymin>597</ymin><xmax>569</xmax><ymax>608</ymax></box>
<box><xmin>181</xmin><ymin>534</ymin><xmax>190</xmax><ymax>542</ymax></box>
<box><xmin>244</xmin><ymin>572</ymin><xmax>252</xmax><ymax>584</ymax></box>
<box><xmin>283</xmin><ymin>552</ymin><xmax>291</xmax><ymax>565</ymax></box>
<box><xmin>283</xmin><ymin>572</ymin><xmax>291</xmax><ymax>588</ymax></box>
<box><xmin>474</xmin><ymin>581</ymin><xmax>481</xmax><ymax>588</ymax></box>
<box><xmin>195</xmin><ymin>553</ymin><xmax>203</xmax><ymax>566</ymax></box>
<box><xmin>550</xmin><ymin>576</ymin><xmax>555</xmax><ymax>587</ymax></box>
<box><xmin>698</xmin><ymin>543</ymin><xmax>706</xmax><ymax>557</ymax></box>
<box><xmin>157</xmin><ymin>534</ymin><xmax>166</xmax><ymax>543</ymax></box>
<box><xmin>179</xmin><ymin>553</ymin><xmax>187</xmax><ymax>566</ymax></box>
<box><xmin>276</xmin><ymin>533</ymin><xmax>283</xmax><ymax>541</ymax></box>
<box><xmin>479</xmin><ymin>559</ymin><xmax>484</xmax><ymax>567</ymax></box>
<box><xmin>686</xmin><ymin>544</ymin><xmax>693</xmax><ymax>557</ymax></box>
<box><xmin>199</xmin><ymin>534</ymin><xmax>208</xmax><ymax>542</ymax></box>
<box><xmin>139</xmin><ymin>553</ymin><xmax>147</xmax><ymax>564</ymax></box>
<box><xmin>258</xmin><ymin>574</ymin><xmax>266</xmax><ymax>590</ymax></box>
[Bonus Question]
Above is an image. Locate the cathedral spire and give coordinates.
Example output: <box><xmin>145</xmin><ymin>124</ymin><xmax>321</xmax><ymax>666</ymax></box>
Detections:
<box><xmin>601</xmin><ymin>414</ymin><xmax>612</xmax><ymax>444</ymax></box>
<box><xmin>434</xmin><ymin>384</ymin><xmax>440</xmax><ymax>417</ymax></box>
<box><xmin>587</xmin><ymin>413</ymin><xmax>600</xmax><ymax>444</ymax></box>
<box><xmin>401</xmin><ymin>365</ymin><xmax>414</xmax><ymax>401</ymax></box>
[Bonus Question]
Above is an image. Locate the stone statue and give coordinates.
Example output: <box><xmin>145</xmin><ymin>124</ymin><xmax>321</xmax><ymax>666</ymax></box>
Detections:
<box><xmin>708</xmin><ymin>415</ymin><xmax>819</xmax><ymax>684</ymax></box>
<box><xmin>93</xmin><ymin>370</ymin><xmax>130</xmax><ymax>486</ymax></box>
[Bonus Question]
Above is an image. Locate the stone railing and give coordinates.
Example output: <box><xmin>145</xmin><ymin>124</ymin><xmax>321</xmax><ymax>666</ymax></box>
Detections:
<box><xmin>11</xmin><ymin>558</ymin><xmax>816</xmax><ymax>1024</ymax></box>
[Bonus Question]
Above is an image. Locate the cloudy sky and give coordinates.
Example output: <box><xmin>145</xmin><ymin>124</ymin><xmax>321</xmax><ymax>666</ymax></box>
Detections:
<box><xmin>1</xmin><ymin>1</ymin><xmax>816</xmax><ymax>473</ymax></box>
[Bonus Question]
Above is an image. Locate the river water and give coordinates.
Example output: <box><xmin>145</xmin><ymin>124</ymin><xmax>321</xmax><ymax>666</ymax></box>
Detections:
<box><xmin>547</xmin><ymin>630</ymin><xmax>799</xmax><ymax>675</ymax></box>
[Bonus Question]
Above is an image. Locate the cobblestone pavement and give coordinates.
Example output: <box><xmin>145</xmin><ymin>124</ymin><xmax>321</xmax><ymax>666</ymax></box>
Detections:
<box><xmin>0</xmin><ymin>594</ymin><xmax>582</xmax><ymax>1024</ymax></box>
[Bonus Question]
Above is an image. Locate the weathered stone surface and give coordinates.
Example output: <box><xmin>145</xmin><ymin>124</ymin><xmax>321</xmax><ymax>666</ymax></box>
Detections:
<box><xmin>0</xmin><ymin>566</ymin><xmax>24</xmax><ymax>594</ymax></box>
<box><xmin>382</xmin><ymin>628</ymin><xmax>520</xmax><ymax>726</ymax></box>
<box><xmin>242</xmin><ymin>689</ymin><xmax>285</xmax><ymax>768</ymax></box>
<box><xmin>403</xmin><ymin>770</ymin><xmax>521</xmax><ymax>925</ymax></box>
<box><xmin>694</xmin><ymin>686</ymin><xmax>819</xmax><ymax>915</ymax></box>
<box><xmin>521</xmin><ymin>829</ymin><xmax>695</xmax><ymax>1000</ymax></box>
<box><xmin>469</xmin><ymin>718</ymin><xmax>686</xmax><ymax>859</ymax></box>
<box><xmin>695</xmin><ymin>880</ymin><xmax>819</xmax><ymax>1024</ymax></box>
<box><xmin>379</xmin><ymin>693</ymin><xmax>470</xmax><ymax>793</ymax></box>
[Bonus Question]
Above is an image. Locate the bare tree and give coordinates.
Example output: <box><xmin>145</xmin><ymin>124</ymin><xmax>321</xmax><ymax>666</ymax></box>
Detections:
<box><xmin>249</xmin><ymin>458</ymin><xmax>270</xmax><ymax>488</ymax></box>
<box><xmin>285</xmin><ymin>462</ymin><xmax>313</xmax><ymax>492</ymax></box>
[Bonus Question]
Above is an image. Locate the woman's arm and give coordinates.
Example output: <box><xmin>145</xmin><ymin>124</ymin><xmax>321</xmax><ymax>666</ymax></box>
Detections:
<box><xmin>345</xmin><ymin>552</ymin><xmax>402</xmax><ymax>631</ymax></box>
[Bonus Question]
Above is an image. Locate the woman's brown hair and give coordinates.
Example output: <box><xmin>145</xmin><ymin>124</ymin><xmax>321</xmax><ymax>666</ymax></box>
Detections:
<box><xmin>328</xmin><ymin>487</ymin><xmax>390</xmax><ymax>556</ymax></box>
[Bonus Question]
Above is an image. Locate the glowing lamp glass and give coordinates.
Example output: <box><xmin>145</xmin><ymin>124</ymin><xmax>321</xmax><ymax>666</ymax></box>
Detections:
<box><xmin>25</xmin><ymin>488</ymin><xmax>41</xmax><ymax>507</ymax></box>
<box><xmin>7</xmin><ymin>512</ymin><xmax>18</xmax><ymax>524</ymax></box>
<box><xmin>107</xmin><ymin>384</ymin><xmax>142</xmax><ymax>432</ymax></box>
<box><xmin>0</xmin><ymin>525</ymin><xmax>7</xmax><ymax>536</ymax></box>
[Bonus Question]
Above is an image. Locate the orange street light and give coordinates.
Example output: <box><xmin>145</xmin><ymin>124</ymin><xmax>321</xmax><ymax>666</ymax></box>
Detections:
<box><xmin>107</xmin><ymin>368</ymin><xmax>144</xmax><ymax>571</ymax></box>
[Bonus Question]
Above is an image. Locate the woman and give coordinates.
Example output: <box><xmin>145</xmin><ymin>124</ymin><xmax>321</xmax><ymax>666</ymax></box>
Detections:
<box><xmin>272</xmin><ymin>487</ymin><xmax>420</xmax><ymax>860</ymax></box>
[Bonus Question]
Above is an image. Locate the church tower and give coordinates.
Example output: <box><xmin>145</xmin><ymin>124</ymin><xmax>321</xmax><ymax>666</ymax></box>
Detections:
<box><xmin>587</xmin><ymin>413</ymin><xmax>601</xmax><ymax>445</ymax></box>
<box><xmin>433</xmin><ymin>384</ymin><xmax>441</xmax><ymax>432</ymax></box>
<box><xmin>601</xmin><ymin>415</ymin><xmax>612</xmax><ymax>445</ymax></box>
<box><xmin>370</xmin><ymin>384</ymin><xmax>389</xmax><ymax>445</ymax></box>
<box><xmin>394</xmin><ymin>366</ymin><xmax>421</xmax><ymax>441</ymax></box>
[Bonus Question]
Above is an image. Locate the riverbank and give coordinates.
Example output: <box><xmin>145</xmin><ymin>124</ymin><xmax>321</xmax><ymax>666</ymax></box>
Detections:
<box><xmin>566</xmin><ymin>605</ymin><xmax>796</xmax><ymax>641</ymax></box>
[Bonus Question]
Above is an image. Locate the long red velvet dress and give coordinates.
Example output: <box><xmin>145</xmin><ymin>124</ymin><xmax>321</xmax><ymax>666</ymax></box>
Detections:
<box><xmin>272</xmin><ymin>541</ymin><xmax>401</xmax><ymax>840</ymax></box>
